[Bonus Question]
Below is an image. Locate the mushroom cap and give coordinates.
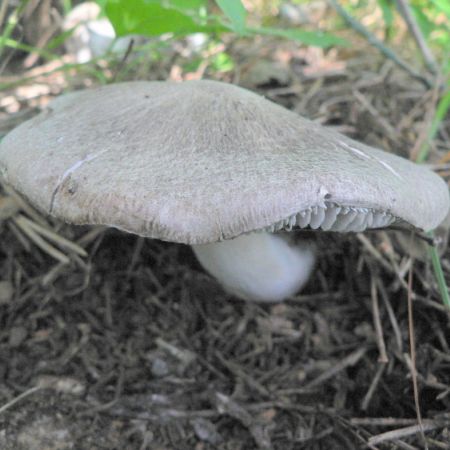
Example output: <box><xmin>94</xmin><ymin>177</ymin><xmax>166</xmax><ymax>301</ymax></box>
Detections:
<box><xmin>0</xmin><ymin>80</ymin><xmax>448</xmax><ymax>244</ymax></box>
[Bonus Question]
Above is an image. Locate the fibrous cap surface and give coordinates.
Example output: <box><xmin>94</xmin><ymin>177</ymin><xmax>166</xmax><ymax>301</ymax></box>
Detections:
<box><xmin>0</xmin><ymin>80</ymin><xmax>448</xmax><ymax>244</ymax></box>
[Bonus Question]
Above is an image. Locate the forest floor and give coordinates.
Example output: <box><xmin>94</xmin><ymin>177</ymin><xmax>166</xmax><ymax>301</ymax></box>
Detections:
<box><xmin>0</xmin><ymin>14</ymin><xmax>450</xmax><ymax>450</ymax></box>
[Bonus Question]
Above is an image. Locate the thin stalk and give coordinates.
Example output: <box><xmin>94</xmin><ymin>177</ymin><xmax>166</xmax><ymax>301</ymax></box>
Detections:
<box><xmin>416</xmin><ymin>88</ymin><xmax>450</xmax><ymax>163</ymax></box>
<box><xmin>428</xmin><ymin>231</ymin><xmax>450</xmax><ymax>308</ymax></box>
<box><xmin>0</xmin><ymin>0</ymin><xmax>30</xmax><ymax>61</ymax></box>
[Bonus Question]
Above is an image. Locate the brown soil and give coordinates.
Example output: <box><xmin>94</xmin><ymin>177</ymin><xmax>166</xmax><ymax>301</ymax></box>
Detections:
<box><xmin>0</xmin><ymin>24</ymin><xmax>449</xmax><ymax>450</ymax></box>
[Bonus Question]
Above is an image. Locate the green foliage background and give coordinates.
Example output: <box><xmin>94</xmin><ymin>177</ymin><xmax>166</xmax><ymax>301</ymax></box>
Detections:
<box><xmin>102</xmin><ymin>0</ymin><xmax>347</xmax><ymax>47</ymax></box>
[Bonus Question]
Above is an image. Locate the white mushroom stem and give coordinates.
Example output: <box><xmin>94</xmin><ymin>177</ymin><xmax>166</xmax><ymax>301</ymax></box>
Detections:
<box><xmin>192</xmin><ymin>232</ymin><xmax>315</xmax><ymax>302</ymax></box>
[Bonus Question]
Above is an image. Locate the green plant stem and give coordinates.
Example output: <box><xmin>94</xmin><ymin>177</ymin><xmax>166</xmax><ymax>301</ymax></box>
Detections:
<box><xmin>396</xmin><ymin>0</ymin><xmax>438</xmax><ymax>73</ymax></box>
<box><xmin>416</xmin><ymin>87</ymin><xmax>450</xmax><ymax>163</ymax></box>
<box><xmin>0</xmin><ymin>0</ymin><xmax>30</xmax><ymax>62</ymax></box>
<box><xmin>3</xmin><ymin>38</ymin><xmax>57</xmax><ymax>61</ymax></box>
<box><xmin>428</xmin><ymin>231</ymin><xmax>450</xmax><ymax>309</ymax></box>
<box><xmin>0</xmin><ymin>0</ymin><xmax>10</xmax><ymax>31</ymax></box>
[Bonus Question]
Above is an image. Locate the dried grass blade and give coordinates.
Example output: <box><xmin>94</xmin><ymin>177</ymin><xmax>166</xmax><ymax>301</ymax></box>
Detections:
<box><xmin>368</xmin><ymin>421</ymin><xmax>437</xmax><ymax>445</ymax></box>
<box><xmin>18</xmin><ymin>214</ymin><xmax>87</xmax><ymax>257</ymax></box>
<box><xmin>13</xmin><ymin>215</ymin><xmax>70</xmax><ymax>264</ymax></box>
<box><xmin>2</xmin><ymin>183</ymin><xmax>48</xmax><ymax>226</ymax></box>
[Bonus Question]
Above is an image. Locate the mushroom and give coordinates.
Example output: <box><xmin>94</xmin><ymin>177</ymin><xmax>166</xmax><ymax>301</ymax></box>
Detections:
<box><xmin>0</xmin><ymin>80</ymin><xmax>448</xmax><ymax>302</ymax></box>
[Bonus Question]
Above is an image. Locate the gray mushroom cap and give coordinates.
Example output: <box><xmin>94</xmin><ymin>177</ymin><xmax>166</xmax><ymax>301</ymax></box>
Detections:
<box><xmin>0</xmin><ymin>80</ymin><xmax>448</xmax><ymax>244</ymax></box>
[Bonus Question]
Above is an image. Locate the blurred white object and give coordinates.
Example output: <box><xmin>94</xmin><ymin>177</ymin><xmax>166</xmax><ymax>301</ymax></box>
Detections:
<box><xmin>63</xmin><ymin>2</ymin><xmax>134</xmax><ymax>63</ymax></box>
<box><xmin>279</xmin><ymin>3</ymin><xmax>309</xmax><ymax>25</ymax></box>
<box><xmin>185</xmin><ymin>33</ymin><xmax>208</xmax><ymax>53</ymax></box>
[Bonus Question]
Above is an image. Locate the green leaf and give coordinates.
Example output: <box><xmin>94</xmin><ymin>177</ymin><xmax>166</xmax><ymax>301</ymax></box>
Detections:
<box><xmin>430</xmin><ymin>0</ymin><xmax>450</xmax><ymax>20</ymax></box>
<box><xmin>62</xmin><ymin>0</ymin><xmax>74</xmax><ymax>15</ymax></box>
<box><xmin>215</xmin><ymin>0</ymin><xmax>247</xmax><ymax>33</ymax></box>
<box><xmin>251</xmin><ymin>26</ymin><xmax>348</xmax><ymax>48</ymax></box>
<box><xmin>105</xmin><ymin>0</ymin><xmax>224</xmax><ymax>37</ymax></box>
<box><xmin>377</xmin><ymin>0</ymin><xmax>394</xmax><ymax>28</ymax></box>
<box><xmin>169</xmin><ymin>0</ymin><xmax>206</xmax><ymax>10</ymax></box>
<box><xmin>211</xmin><ymin>51</ymin><xmax>234</xmax><ymax>72</ymax></box>
<box><xmin>95</xmin><ymin>0</ymin><xmax>108</xmax><ymax>13</ymax></box>
<box><xmin>410</xmin><ymin>4</ymin><xmax>434</xmax><ymax>38</ymax></box>
<box><xmin>416</xmin><ymin>88</ymin><xmax>450</xmax><ymax>163</ymax></box>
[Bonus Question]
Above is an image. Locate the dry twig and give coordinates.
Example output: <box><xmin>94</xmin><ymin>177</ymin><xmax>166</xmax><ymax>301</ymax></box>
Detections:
<box><xmin>396</xmin><ymin>0</ymin><xmax>438</xmax><ymax>74</ymax></box>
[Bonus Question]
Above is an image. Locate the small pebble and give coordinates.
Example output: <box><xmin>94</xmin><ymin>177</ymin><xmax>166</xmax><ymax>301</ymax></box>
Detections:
<box><xmin>0</xmin><ymin>280</ymin><xmax>14</xmax><ymax>304</ymax></box>
<box><xmin>191</xmin><ymin>418</ymin><xmax>222</xmax><ymax>445</ymax></box>
<box><xmin>9</xmin><ymin>326</ymin><xmax>28</xmax><ymax>347</ymax></box>
<box><xmin>150</xmin><ymin>357</ymin><xmax>169</xmax><ymax>378</ymax></box>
